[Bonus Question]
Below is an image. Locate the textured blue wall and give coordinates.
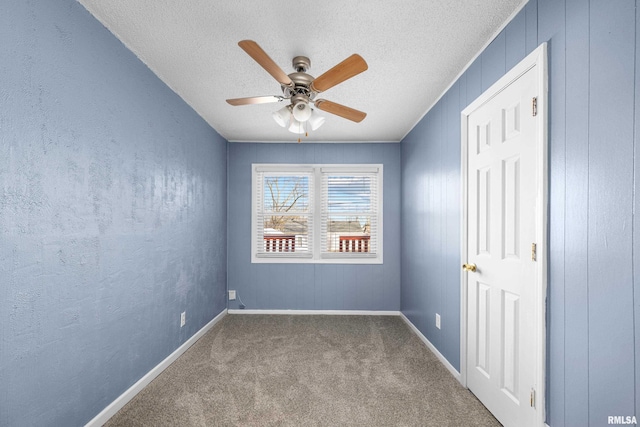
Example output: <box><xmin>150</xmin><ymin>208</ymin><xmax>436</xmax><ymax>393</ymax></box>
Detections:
<box><xmin>228</xmin><ymin>143</ymin><xmax>400</xmax><ymax>311</ymax></box>
<box><xmin>401</xmin><ymin>0</ymin><xmax>640</xmax><ymax>425</ymax></box>
<box><xmin>0</xmin><ymin>2</ymin><xmax>227</xmax><ymax>426</ymax></box>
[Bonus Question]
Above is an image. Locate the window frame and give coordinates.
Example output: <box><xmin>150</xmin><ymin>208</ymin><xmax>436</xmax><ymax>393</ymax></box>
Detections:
<box><xmin>251</xmin><ymin>163</ymin><xmax>383</xmax><ymax>264</ymax></box>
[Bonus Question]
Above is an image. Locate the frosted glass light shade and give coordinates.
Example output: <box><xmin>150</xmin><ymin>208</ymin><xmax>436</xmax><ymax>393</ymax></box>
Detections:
<box><xmin>288</xmin><ymin>118</ymin><xmax>305</xmax><ymax>134</ymax></box>
<box><xmin>292</xmin><ymin>102</ymin><xmax>312</xmax><ymax>122</ymax></box>
<box><xmin>308</xmin><ymin>111</ymin><xmax>325</xmax><ymax>131</ymax></box>
<box><xmin>272</xmin><ymin>106</ymin><xmax>290</xmax><ymax>127</ymax></box>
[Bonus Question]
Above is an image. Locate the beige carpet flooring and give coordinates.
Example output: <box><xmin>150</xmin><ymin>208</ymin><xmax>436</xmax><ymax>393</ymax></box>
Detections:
<box><xmin>105</xmin><ymin>314</ymin><xmax>500</xmax><ymax>426</ymax></box>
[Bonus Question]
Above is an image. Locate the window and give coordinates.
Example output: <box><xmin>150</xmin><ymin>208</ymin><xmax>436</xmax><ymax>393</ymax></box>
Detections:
<box><xmin>253</xmin><ymin>166</ymin><xmax>314</xmax><ymax>259</ymax></box>
<box><xmin>252</xmin><ymin>164</ymin><xmax>383</xmax><ymax>264</ymax></box>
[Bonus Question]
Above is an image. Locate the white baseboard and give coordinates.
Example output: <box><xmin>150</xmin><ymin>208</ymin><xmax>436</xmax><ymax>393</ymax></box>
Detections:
<box><xmin>400</xmin><ymin>313</ymin><xmax>461</xmax><ymax>382</ymax></box>
<box><xmin>85</xmin><ymin>309</ymin><xmax>228</xmax><ymax>427</ymax></box>
<box><xmin>227</xmin><ymin>309</ymin><xmax>401</xmax><ymax>316</ymax></box>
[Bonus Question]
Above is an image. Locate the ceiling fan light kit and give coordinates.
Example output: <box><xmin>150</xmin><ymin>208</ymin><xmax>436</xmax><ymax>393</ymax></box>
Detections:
<box><xmin>226</xmin><ymin>40</ymin><xmax>368</xmax><ymax>140</ymax></box>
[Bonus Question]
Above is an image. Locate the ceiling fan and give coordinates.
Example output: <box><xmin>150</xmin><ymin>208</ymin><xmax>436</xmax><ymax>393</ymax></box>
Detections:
<box><xmin>226</xmin><ymin>40</ymin><xmax>368</xmax><ymax>136</ymax></box>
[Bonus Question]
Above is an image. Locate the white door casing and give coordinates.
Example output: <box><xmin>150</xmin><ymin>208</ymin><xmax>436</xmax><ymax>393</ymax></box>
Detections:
<box><xmin>460</xmin><ymin>44</ymin><xmax>547</xmax><ymax>427</ymax></box>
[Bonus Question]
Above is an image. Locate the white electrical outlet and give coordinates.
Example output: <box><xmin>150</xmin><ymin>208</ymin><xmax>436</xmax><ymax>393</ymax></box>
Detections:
<box><xmin>228</xmin><ymin>290</ymin><xmax>236</xmax><ymax>300</ymax></box>
<box><xmin>435</xmin><ymin>313</ymin><xmax>441</xmax><ymax>329</ymax></box>
<box><xmin>180</xmin><ymin>311</ymin><xmax>186</xmax><ymax>327</ymax></box>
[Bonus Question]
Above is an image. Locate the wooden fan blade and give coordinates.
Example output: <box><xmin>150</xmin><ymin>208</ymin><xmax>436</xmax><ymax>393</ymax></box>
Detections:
<box><xmin>314</xmin><ymin>99</ymin><xmax>366</xmax><ymax>123</ymax></box>
<box><xmin>310</xmin><ymin>54</ymin><xmax>368</xmax><ymax>93</ymax></box>
<box><xmin>238</xmin><ymin>40</ymin><xmax>293</xmax><ymax>87</ymax></box>
<box><xmin>226</xmin><ymin>96</ymin><xmax>283</xmax><ymax>106</ymax></box>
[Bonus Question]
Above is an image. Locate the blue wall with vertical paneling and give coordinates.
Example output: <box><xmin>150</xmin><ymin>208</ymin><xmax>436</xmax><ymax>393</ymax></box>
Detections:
<box><xmin>0</xmin><ymin>1</ymin><xmax>227</xmax><ymax>426</ymax></box>
<box><xmin>227</xmin><ymin>143</ymin><xmax>401</xmax><ymax>311</ymax></box>
<box><xmin>401</xmin><ymin>0</ymin><xmax>640</xmax><ymax>425</ymax></box>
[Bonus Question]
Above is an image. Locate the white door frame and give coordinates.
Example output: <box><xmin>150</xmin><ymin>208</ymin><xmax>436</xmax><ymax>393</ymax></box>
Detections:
<box><xmin>460</xmin><ymin>43</ymin><xmax>548</xmax><ymax>426</ymax></box>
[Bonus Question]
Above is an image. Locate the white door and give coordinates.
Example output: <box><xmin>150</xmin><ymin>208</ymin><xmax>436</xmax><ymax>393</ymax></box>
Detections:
<box><xmin>464</xmin><ymin>57</ymin><xmax>543</xmax><ymax>427</ymax></box>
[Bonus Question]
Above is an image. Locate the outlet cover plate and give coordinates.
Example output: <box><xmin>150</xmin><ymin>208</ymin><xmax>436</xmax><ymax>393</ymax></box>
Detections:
<box><xmin>180</xmin><ymin>311</ymin><xmax>186</xmax><ymax>327</ymax></box>
<box><xmin>435</xmin><ymin>313</ymin><xmax>441</xmax><ymax>329</ymax></box>
<box><xmin>228</xmin><ymin>290</ymin><xmax>236</xmax><ymax>300</ymax></box>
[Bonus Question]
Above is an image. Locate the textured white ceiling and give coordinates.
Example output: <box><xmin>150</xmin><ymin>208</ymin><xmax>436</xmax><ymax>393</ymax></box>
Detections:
<box><xmin>78</xmin><ymin>0</ymin><xmax>525</xmax><ymax>143</ymax></box>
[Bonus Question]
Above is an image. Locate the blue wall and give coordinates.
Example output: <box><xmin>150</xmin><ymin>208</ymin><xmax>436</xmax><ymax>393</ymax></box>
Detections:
<box><xmin>401</xmin><ymin>0</ymin><xmax>640</xmax><ymax>425</ymax></box>
<box><xmin>228</xmin><ymin>143</ymin><xmax>400</xmax><ymax>311</ymax></box>
<box><xmin>400</xmin><ymin>0</ymin><xmax>539</xmax><ymax>379</ymax></box>
<box><xmin>0</xmin><ymin>2</ymin><xmax>227</xmax><ymax>426</ymax></box>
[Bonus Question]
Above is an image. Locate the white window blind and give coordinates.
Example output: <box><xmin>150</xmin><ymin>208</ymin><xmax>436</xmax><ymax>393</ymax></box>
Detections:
<box><xmin>254</xmin><ymin>168</ymin><xmax>313</xmax><ymax>258</ymax></box>
<box><xmin>321</xmin><ymin>168</ymin><xmax>379</xmax><ymax>258</ymax></box>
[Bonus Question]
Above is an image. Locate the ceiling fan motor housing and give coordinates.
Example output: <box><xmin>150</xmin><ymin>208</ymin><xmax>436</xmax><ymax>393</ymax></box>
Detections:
<box><xmin>284</xmin><ymin>70</ymin><xmax>315</xmax><ymax>99</ymax></box>
<box><xmin>284</xmin><ymin>55</ymin><xmax>315</xmax><ymax>103</ymax></box>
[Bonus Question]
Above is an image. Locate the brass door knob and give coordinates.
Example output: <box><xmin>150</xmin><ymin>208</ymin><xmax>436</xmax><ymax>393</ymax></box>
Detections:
<box><xmin>462</xmin><ymin>263</ymin><xmax>477</xmax><ymax>272</ymax></box>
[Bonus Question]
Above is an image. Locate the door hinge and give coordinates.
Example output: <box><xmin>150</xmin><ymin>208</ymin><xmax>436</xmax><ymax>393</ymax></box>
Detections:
<box><xmin>530</xmin><ymin>388</ymin><xmax>536</xmax><ymax>408</ymax></box>
<box><xmin>531</xmin><ymin>243</ymin><xmax>537</xmax><ymax>261</ymax></box>
<box><xmin>532</xmin><ymin>97</ymin><xmax>538</xmax><ymax>116</ymax></box>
